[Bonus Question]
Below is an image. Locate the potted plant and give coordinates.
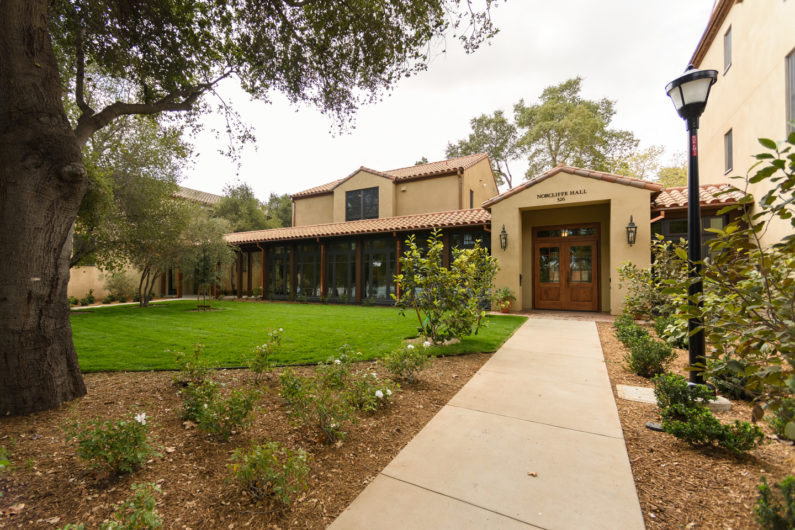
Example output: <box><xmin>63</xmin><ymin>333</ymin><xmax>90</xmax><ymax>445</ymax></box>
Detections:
<box><xmin>493</xmin><ymin>287</ymin><xmax>516</xmax><ymax>313</ymax></box>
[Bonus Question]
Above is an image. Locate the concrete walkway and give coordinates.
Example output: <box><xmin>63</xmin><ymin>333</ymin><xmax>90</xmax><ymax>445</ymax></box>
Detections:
<box><xmin>329</xmin><ymin>318</ymin><xmax>644</xmax><ymax>530</ymax></box>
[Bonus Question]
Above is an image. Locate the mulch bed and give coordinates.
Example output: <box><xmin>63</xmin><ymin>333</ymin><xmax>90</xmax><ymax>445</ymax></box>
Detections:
<box><xmin>0</xmin><ymin>354</ymin><xmax>489</xmax><ymax>529</ymax></box>
<box><xmin>596</xmin><ymin>322</ymin><xmax>794</xmax><ymax>529</ymax></box>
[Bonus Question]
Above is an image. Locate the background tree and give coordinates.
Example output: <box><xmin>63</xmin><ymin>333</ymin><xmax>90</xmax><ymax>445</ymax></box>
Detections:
<box><xmin>514</xmin><ymin>77</ymin><xmax>639</xmax><ymax>177</ymax></box>
<box><xmin>607</xmin><ymin>144</ymin><xmax>665</xmax><ymax>181</ymax></box>
<box><xmin>72</xmin><ymin>113</ymin><xmax>191</xmax><ymax>267</ymax></box>
<box><xmin>179</xmin><ymin>215</ymin><xmax>235</xmax><ymax>310</ymax></box>
<box><xmin>0</xmin><ymin>0</ymin><xmax>499</xmax><ymax>415</ymax></box>
<box><xmin>446</xmin><ymin>110</ymin><xmax>521</xmax><ymax>188</ymax></box>
<box><xmin>264</xmin><ymin>193</ymin><xmax>292</xmax><ymax>228</ymax></box>
<box><xmin>214</xmin><ymin>183</ymin><xmax>270</xmax><ymax>232</ymax></box>
<box><xmin>415</xmin><ymin>156</ymin><xmax>429</xmax><ymax>165</ymax></box>
<box><xmin>656</xmin><ymin>152</ymin><xmax>688</xmax><ymax>187</ymax></box>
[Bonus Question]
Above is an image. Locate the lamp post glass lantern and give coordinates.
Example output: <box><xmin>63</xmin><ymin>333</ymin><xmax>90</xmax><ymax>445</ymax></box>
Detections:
<box><xmin>665</xmin><ymin>65</ymin><xmax>717</xmax><ymax>385</ymax></box>
<box><xmin>499</xmin><ymin>225</ymin><xmax>508</xmax><ymax>250</ymax></box>
<box><xmin>626</xmin><ymin>216</ymin><xmax>637</xmax><ymax>246</ymax></box>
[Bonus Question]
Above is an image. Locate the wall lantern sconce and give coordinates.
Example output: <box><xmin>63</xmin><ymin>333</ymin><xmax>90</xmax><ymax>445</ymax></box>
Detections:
<box><xmin>499</xmin><ymin>225</ymin><xmax>508</xmax><ymax>250</ymax></box>
<box><xmin>626</xmin><ymin>216</ymin><xmax>637</xmax><ymax>246</ymax></box>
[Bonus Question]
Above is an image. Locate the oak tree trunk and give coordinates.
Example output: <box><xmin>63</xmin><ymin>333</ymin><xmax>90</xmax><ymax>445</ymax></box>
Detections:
<box><xmin>0</xmin><ymin>0</ymin><xmax>88</xmax><ymax>415</ymax></box>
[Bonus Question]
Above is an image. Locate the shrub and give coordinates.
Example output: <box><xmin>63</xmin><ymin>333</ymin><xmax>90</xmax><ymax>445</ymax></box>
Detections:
<box><xmin>613</xmin><ymin>315</ymin><xmax>649</xmax><ymax>346</ymax></box>
<box><xmin>101</xmin><ymin>482</ymin><xmax>162</xmax><ymax>530</ymax></box>
<box><xmin>68</xmin><ymin>295</ymin><xmax>79</xmax><ymax>306</ymax></box>
<box><xmin>345</xmin><ymin>372</ymin><xmax>398</xmax><ymax>413</ymax></box>
<box><xmin>624</xmin><ymin>335</ymin><xmax>676</xmax><ymax>378</ymax></box>
<box><xmin>252</xmin><ymin>286</ymin><xmax>262</xmax><ymax>298</ymax></box>
<box><xmin>394</xmin><ymin>229</ymin><xmax>498</xmax><ymax>342</ymax></box>
<box><xmin>280</xmin><ymin>372</ymin><xmax>356</xmax><ymax>444</ymax></box>
<box><xmin>315</xmin><ymin>345</ymin><xmax>358</xmax><ymax>390</ymax></box>
<box><xmin>66</xmin><ymin>413</ymin><xmax>158</xmax><ymax>474</ymax></box>
<box><xmin>228</xmin><ymin>442</ymin><xmax>311</xmax><ymax>507</ymax></box>
<box><xmin>653</xmin><ymin>373</ymin><xmax>764</xmax><ymax>455</ymax></box>
<box><xmin>492</xmin><ymin>286</ymin><xmax>516</xmax><ymax>312</ymax></box>
<box><xmin>382</xmin><ymin>342</ymin><xmax>432</xmax><ymax>384</ymax></box>
<box><xmin>195</xmin><ymin>388</ymin><xmax>260</xmax><ymax>441</ymax></box>
<box><xmin>79</xmin><ymin>289</ymin><xmax>95</xmax><ymax>306</ymax></box>
<box><xmin>104</xmin><ymin>272</ymin><xmax>138</xmax><ymax>301</ymax></box>
<box><xmin>179</xmin><ymin>380</ymin><xmax>220</xmax><ymax>422</ymax></box>
<box><xmin>766</xmin><ymin>398</ymin><xmax>795</xmax><ymax>441</ymax></box>
<box><xmin>654</xmin><ymin>314</ymin><xmax>688</xmax><ymax>349</ymax></box>
<box><xmin>102</xmin><ymin>294</ymin><xmax>116</xmax><ymax>304</ymax></box>
<box><xmin>172</xmin><ymin>343</ymin><xmax>214</xmax><ymax>387</ymax></box>
<box><xmin>246</xmin><ymin>329</ymin><xmax>282</xmax><ymax>383</ymax></box>
<box><xmin>756</xmin><ymin>475</ymin><xmax>795</xmax><ymax>530</ymax></box>
<box><xmin>707</xmin><ymin>356</ymin><xmax>759</xmax><ymax>401</ymax></box>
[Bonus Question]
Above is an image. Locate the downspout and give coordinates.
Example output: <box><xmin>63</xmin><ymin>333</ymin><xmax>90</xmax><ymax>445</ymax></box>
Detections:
<box><xmin>457</xmin><ymin>169</ymin><xmax>463</xmax><ymax>210</ymax></box>
<box><xmin>650</xmin><ymin>210</ymin><xmax>666</xmax><ymax>224</ymax></box>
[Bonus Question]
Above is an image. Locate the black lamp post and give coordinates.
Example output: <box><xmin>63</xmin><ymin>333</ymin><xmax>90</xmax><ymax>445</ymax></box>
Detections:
<box><xmin>665</xmin><ymin>64</ymin><xmax>718</xmax><ymax>385</ymax></box>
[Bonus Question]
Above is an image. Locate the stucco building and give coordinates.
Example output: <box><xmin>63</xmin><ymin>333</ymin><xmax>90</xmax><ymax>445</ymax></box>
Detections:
<box><xmin>224</xmin><ymin>154</ymin><xmax>741</xmax><ymax>314</ymax></box>
<box><xmin>689</xmin><ymin>0</ymin><xmax>795</xmax><ymax>244</ymax></box>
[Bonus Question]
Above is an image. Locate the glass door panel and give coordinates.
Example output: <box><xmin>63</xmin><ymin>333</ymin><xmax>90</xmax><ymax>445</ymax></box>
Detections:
<box><xmin>568</xmin><ymin>246</ymin><xmax>592</xmax><ymax>283</ymax></box>
<box><xmin>539</xmin><ymin>247</ymin><xmax>560</xmax><ymax>282</ymax></box>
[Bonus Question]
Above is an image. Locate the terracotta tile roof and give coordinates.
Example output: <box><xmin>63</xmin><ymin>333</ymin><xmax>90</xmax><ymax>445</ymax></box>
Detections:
<box><xmin>690</xmin><ymin>0</ymin><xmax>736</xmax><ymax>67</ymax></box>
<box><xmin>225</xmin><ymin>208</ymin><xmax>491</xmax><ymax>244</ymax></box>
<box><xmin>652</xmin><ymin>183</ymin><xmax>745</xmax><ymax>211</ymax></box>
<box><xmin>290</xmin><ymin>153</ymin><xmax>491</xmax><ymax>199</ymax></box>
<box><xmin>482</xmin><ymin>165</ymin><xmax>662</xmax><ymax>208</ymax></box>
<box><xmin>175</xmin><ymin>186</ymin><xmax>223</xmax><ymax>206</ymax></box>
<box><xmin>383</xmin><ymin>153</ymin><xmax>489</xmax><ymax>181</ymax></box>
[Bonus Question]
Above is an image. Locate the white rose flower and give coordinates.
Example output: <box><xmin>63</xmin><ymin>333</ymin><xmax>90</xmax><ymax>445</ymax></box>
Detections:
<box><xmin>334</xmin><ymin>359</ymin><xmax>341</xmax><ymax>365</ymax></box>
<box><xmin>423</xmin><ymin>341</ymin><xmax>431</xmax><ymax>348</ymax></box>
<box><xmin>407</xmin><ymin>344</ymin><xmax>415</xmax><ymax>350</ymax></box>
<box><xmin>371</xmin><ymin>372</ymin><xmax>378</xmax><ymax>379</ymax></box>
<box><xmin>386</xmin><ymin>389</ymin><xmax>392</xmax><ymax>396</ymax></box>
<box><xmin>279</xmin><ymin>328</ymin><xmax>283</xmax><ymax>332</ymax></box>
<box><xmin>134</xmin><ymin>412</ymin><xmax>147</xmax><ymax>425</ymax></box>
<box><xmin>203</xmin><ymin>403</ymin><xmax>208</xmax><ymax>409</ymax></box>
<box><xmin>375</xmin><ymin>390</ymin><xmax>384</xmax><ymax>399</ymax></box>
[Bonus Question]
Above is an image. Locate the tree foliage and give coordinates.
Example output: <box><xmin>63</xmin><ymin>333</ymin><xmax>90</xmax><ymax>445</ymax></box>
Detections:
<box><xmin>394</xmin><ymin>229</ymin><xmax>498</xmax><ymax>342</ymax></box>
<box><xmin>179</xmin><ymin>214</ymin><xmax>236</xmax><ymax>310</ymax></box>
<box><xmin>514</xmin><ymin>77</ymin><xmax>639</xmax><ymax>177</ymax></box>
<box><xmin>264</xmin><ymin>193</ymin><xmax>292</xmax><ymax>228</ymax></box>
<box><xmin>446</xmin><ymin>110</ymin><xmax>522</xmax><ymax>188</ymax></box>
<box><xmin>214</xmin><ymin>183</ymin><xmax>269</xmax><ymax>232</ymax></box>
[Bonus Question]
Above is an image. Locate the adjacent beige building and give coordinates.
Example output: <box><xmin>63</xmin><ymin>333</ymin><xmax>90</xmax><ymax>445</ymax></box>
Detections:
<box><xmin>690</xmin><ymin>0</ymin><xmax>795</xmax><ymax>243</ymax></box>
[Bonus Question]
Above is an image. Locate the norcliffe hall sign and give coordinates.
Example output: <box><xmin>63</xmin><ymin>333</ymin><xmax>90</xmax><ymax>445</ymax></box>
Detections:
<box><xmin>536</xmin><ymin>189</ymin><xmax>587</xmax><ymax>202</ymax></box>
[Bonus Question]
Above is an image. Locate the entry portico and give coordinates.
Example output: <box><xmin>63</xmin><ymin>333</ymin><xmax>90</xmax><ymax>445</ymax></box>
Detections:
<box><xmin>484</xmin><ymin>166</ymin><xmax>662</xmax><ymax>315</ymax></box>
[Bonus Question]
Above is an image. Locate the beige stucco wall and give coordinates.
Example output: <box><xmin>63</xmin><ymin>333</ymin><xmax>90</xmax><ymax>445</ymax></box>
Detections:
<box><xmin>696</xmin><ymin>0</ymin><xmax>795</xmax><ymax>243</ymax></box>
<box><xmin>68</xmin><ymin>266</ymin><xmax>112</xmax><ymax>299</ymax></box>
<box><xmin>293</xmin><ymin>194</ymin><xmax>334</xmax><ymax>227</ymax></box>
<box><xmin>332</xmin><ymin>170</ymin><xmax>395</xmax><ymax>223</ymax></box>
<box><xmin>395</xmin><ymin>174</ymin><xmax>460</xmax><ymax>216</ymax></box>
<box><xmin>463</xmin><ymin>158</ymin><xmax>500</xmax><ymax>209</ymax></box>
<box><xmin>489</xmin><ymin>171</ymin><xmax>654</xmax><ymax>315</ymax></box>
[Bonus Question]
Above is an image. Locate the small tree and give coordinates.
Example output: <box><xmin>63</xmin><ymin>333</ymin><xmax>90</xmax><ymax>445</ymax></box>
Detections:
<box><xmin>394</xmin><ymin>229</ymin><xmax>498</xmax><ymax>342</ymax></box>
<box><xmin>179</xmin><ymin>215</ymin><xmax>235</xmax><ymax>310</ymax></box>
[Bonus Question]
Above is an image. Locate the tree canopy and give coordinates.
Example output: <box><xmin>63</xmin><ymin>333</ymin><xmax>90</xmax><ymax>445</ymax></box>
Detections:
<box><xmin>514</xmin><ymin>77</ymin><xmax>638</xmax><ymax>177</ymax></box>
<box><xmin>446</xmin><ymin>110</ymin><xmax>521</xmax><ymax>188</ymax></box>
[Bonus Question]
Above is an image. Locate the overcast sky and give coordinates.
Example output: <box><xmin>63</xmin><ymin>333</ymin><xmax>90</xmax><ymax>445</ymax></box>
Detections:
<box><xmin>181</xmin><ymin>0</ymin><xmax>715</xmax><ymax>199</ymax></box>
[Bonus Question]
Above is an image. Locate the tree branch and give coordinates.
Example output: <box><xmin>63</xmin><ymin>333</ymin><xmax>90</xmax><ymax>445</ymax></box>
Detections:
<box><xmin>74</xmin><ymin>26</ymin><xmax>92</xmax><ymax>116</ymax></box>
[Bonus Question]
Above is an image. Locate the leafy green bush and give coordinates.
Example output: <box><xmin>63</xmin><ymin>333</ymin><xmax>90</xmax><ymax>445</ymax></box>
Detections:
<box><xmin>766</xmin><ymin>398</ymin><xmax>795</xmax><ymax>441</ymax></box>
<box><xmin>246</xmin><ymin>328</ymin><xmax>282</xmax><ymax>383</ymax></box>
<box><xmin>179</xmin><ymin>380</ymin><xmax>220</xmax><ymax>422</ymax></box>
<box><xmin>345</xmin><ymin>372</ymin><xmax>398</xmax><ymax>413</ymax></box>
<box><xmin>104</xmin><ymin>272</ymin><xmax>138</xmax><ymax>301</ymax></box>
<box><xmin>79</xmin><ymin>289</ymin><xmax>95</xmax><ymax>306</ymax></box>
<box><xmin>172</xmin><ymin>343</ymin><xmax>214</xmax><ymax>387</ymax></box>
<box><xmin>66</xmin><ymin>413</ymin><xmax>158</xmax><ymax>474</ymax></box>
<box><xmin>315</xmin><ymin>344</ymin><xmax>359</xmax><ymax>390</ymax></box>
<box><xmin>195</xmin><ymin>388</ymin><xmax>260</xmax><ymax>442</ymax></box>
<box><xmin>252</xmin><ymin>286</ymin><xmax>262</xmax><ymax>298</ymax></box>
<box><xmin>228</xmin><ymin>442</ymin><xmax>311</xmax><ymax>507</ymax></box>
<box><xmin>652</xmin><ymin>373</ymin><xmax>764</xmax><ymax>455</ymax></box>
<box><xmin>381</xmin><ymin>343</ymin><xmax>432</xmax><ymax>384</ymax></box>
<box><xmin>756</xmin><ymin>475</ymin><xmax>795</xmax><ymax>530</ymax></box>
<box><xmin>102</xmin><ymin>294</ymin><xmax>116</xmax><ymax>304</ymax></box>
<box><xmin>654</xmin><ymin>314</ymin><xmax>688</xmax><ymax>349</ymax></box>
<box><xmin>624</xmin><ymin>335</ymin><xmax>676</xmax><ymax>379</ymax></box>
<box><xmin>101</xmin><ymin>482</ymin><xmax>162</xmax><ymax>529</ymax></box>
<box><xmin>280</xmin><ymin>371</ymin><xmax>356</xmax><ymax>444</ymax></box>
<box><xmin>613</xmin><ymin>315</ymin><xmax>649</xmax><ymax>346</ymax></box>
<box><xmin>394</xmin><ymin>229</ymin><xmax>498</xmax><ymax>342</ymax></box>
<box><xmin>68</xmin><ymin>295</ymin><xmax>79</xmax><ymax>306</ymax></box>
<box><xmin>706</xmin><ymin>356</ymin><xmax>759</xmax><ymax>401</ymax></box>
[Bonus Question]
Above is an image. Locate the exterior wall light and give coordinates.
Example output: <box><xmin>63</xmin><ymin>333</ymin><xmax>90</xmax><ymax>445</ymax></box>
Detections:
<box><xmin>499</xmin><ymin>225</ymin><xmax>508</xmax><ymax>250</ymax></box>
<box><xmin>626</xmin><ymin>216</ymin><xmax>637</xmax><ymax>246</ymax></box>
<box><xmin>665</xmin><ymin>64</ymin><xmax>718</xmax><ymax>385</ymax></box>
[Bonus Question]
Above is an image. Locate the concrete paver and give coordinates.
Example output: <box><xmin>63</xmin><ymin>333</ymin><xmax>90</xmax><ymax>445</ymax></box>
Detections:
<box><xmin>329</xmin><ymin>318</ymin><xmax>644</xmax><ymax>530</ymax></box>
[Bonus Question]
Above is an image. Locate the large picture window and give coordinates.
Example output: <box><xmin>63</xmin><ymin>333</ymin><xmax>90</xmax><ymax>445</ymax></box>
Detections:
<box><xmin>325</xmin><ymin>241</ymin><xmax>357</xmax><ymax>302</ymax></box>
<box><xmin>295</xmin><ymin>244</ymin><xmax>321</xmax><ymax>299</ymax></box>
<box><xmin>267</xmin><ymin>245</ymin><xmax>291</xmax><ymax>299</ymax></box>
<box><xmin>346</xmin><ymin>187</ymin><xmax>379</xmax><ymax>221</ymax></box>
<box><xmin>363</xmin><ymin>238</ymin><xmax>396</xmax><ymax>304</ymax></box>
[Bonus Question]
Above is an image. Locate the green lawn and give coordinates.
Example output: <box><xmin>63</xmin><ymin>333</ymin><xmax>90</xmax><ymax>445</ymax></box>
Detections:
<box><xmin>71</xmin><ymin>300</ymin><xmax>527</xmax><ymax>372</ymax></box>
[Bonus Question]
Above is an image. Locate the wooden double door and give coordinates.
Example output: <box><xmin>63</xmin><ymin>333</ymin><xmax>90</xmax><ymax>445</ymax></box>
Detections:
<box><xmin>533</xmin><ymin>224</ymin><xmax>599</xmax><ymax>311</ymax></box>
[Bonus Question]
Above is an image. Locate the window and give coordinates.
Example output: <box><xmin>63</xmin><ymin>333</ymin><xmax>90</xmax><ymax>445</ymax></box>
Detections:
<box><xmin>723</xmin><ymin>26</ymin><xmax>732</xmax><ymax>73</ymax></box>
<box><xmin>724</xmin><ymin>129</ymin><xmax>733</xmax><ymax>173</ymax></box>
<box><xmin>345</xmin><ymin>187</ymin><xmax>379</xmax><ymax>221</ymax></box>
<box><xmin>469</xmin><ymin>189</ymin><xmax>474</xmax><ymax>209</ymax></box>
<box><xmin>788</xmin><ymin>49</ymin><xmax>795</xmax><ymax>134</ymax></box>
